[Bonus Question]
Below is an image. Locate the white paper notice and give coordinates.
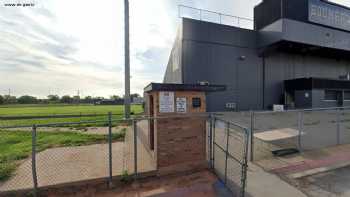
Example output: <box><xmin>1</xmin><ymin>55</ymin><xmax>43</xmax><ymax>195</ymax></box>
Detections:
<box><xmin>159</xmin><ymin>92</ymin><xmax>174</xmax><ymax>113</ymax></box>
<box><xmin>176</xmin><ymin>97</ymin><xmax>187</xmax><ymax>113</ymax></box>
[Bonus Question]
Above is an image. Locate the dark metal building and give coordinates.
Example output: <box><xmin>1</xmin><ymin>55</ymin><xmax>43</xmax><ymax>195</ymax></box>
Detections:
<box><xmin>164</xmin><ymin>0</ymin><xmax>350</xmax><ymax>111</ymax></box>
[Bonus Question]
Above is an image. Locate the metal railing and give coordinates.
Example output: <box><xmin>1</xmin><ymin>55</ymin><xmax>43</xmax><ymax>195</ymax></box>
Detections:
<box><xmin>248</xmin><ymin>106</ymin><xmax>350</xmax><ymax>162</ymax></box>
<box><xmin>0</xmin><ymin>113</ymin><xmax>249</xmax><ymax>196</ymax></box>
<box><xmin>178</xmin><ymin>5</ymin><xmax>254</xmax><ymax>30</ymax></box>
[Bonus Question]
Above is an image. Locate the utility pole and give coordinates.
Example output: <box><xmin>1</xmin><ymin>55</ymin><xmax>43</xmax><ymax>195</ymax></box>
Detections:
<box><xmin>124</xmin><ymin>0</ymin><xmax>131</xmax><ymax>119</ymax></box>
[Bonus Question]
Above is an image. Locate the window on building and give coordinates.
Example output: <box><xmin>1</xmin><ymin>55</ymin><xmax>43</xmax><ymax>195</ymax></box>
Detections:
<box><xmin>344</xmin><ymin>91</ymin><xmax>350</xmax><ymax>101</ymax></box>
<box><xmin>324</xmin><ymin>90</ymin><xmax>338</xmax><ymax>101</ymax></box>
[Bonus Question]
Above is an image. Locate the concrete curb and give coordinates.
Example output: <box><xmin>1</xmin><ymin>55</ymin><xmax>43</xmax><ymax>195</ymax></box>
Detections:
<box><xmin>288</xmin><ymin>161</ymin><xmax>350</xmax><ymax>179</ymax></box>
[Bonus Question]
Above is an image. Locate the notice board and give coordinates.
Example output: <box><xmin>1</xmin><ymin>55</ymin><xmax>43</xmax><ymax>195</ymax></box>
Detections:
<box><xmin>159</xmin><ymin>92</ymin><xmax>174</xmax><ymax>113</ymax></box>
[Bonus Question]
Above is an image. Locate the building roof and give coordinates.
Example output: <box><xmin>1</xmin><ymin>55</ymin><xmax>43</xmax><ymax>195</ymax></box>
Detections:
<box><xmin>144</xmin><ymin>83</ymin><xmax>226</xmax><ymax>93</ymax></box>
<box><xmin>285</xmin><ymin>77</ymin><xmax>350</xmax><ymax>91</ymax></box>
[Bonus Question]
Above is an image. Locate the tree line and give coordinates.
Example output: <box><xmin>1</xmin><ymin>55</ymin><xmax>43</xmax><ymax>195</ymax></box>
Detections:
<box><xmin>0</xmin><ymin>94</ymin><xmax>141</xmax><ymax>105</ymax></box>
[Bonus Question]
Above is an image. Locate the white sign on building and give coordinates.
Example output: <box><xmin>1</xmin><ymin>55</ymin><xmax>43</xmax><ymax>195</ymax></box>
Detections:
<box><xmin>159</xmin><ymin>92</ymin><xmax>174</xmax><ymax>113</ymax></box>
<box><xmin>176</xmin><ymin>97</ymin><xmax>187</xmax><ymax>113</ymax></box>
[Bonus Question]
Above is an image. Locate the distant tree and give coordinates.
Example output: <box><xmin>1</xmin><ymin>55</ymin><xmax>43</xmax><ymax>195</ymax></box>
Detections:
<box><xmin>94</xmin><ymin>96</ymin><xmax>105</xmax><ymax>100</ymax></box>
<box><xmin>110</xmin><ymin>95</ymin><xmax>121</xmax><ymax>100</ymax></box>
<box><xmin>73</xmin><ymin>96</ymin><xmax>80</xmax><ymax>104</ymax></box>
<box><xmin>92</xmin><ymin>97</ymin><xmax>104</xmax><ymax>105</ymax></box>
<box><xmin>18</xmin><ymin>95</ymin><xmax>37</xmax><ymax>104</ymax></box>
<box><xmin>130</xmin><ymin>93</ymin><xmax>142</xmax><ymax>104</ymax></box>
<box><xmin>47</xmin><ymin>95</ymin><xmax>60</xmax><ymax>102</ymax></box>
<box><xmin>0</xmin><ymin>95</ymin><xmax>3</xmax><ymax>105</ymax></box>
<box><xmin>60</xmin><ymin>95</ymin><xmax>73</xmax><ymax>103</ymax></box>
<box><xmin>3</xmin><ymin>95</ymin><xmax>17</xmax><ymax>104</ymax></box>
<box><xmin>83</xmin><ymin>96</ymin><xmax>93</xmax><ymax>103</ymax></box>
<box><xmin>131</xmin><ymin>93</ymin><xmax>140</xmax><ymax>98</ymax></box>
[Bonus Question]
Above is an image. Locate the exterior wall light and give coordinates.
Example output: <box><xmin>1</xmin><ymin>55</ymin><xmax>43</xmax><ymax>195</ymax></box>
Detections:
<box><xmin>239</xmin><ymin>55</ymin><xmax>246</xmax><ymax>60</ymax></box>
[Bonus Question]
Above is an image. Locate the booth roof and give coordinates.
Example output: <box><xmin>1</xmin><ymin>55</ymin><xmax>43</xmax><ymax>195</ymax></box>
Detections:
<box><xmin>144</xmin><ymin>83</ymin><xmax>226</xmax><ymax>92</ymax></box>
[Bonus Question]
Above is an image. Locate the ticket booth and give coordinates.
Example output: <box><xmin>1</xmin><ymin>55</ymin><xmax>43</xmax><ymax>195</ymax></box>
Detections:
<box><xmin>144</xmin><ymin>83</ymin><xmax>226</xmax><ymax>175</ymax></box>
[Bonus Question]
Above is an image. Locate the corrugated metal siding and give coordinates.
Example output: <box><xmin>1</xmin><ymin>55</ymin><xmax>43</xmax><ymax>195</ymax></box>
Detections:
<box><xmin>283</xmin><ymin>0</ymin><xmax>308</xmax><ymax>22</ymax></box>
<box><xmin>254</xmin><ymin>0</ymin><xmax>282</xmax><ymax>30</ymax></box>
<box><xmin>163</xmin><ymin>23</ymin><xmax>183</xmax><ymax>83</ymax></box>
<box><xmin>264</xmin><ymin>52</ymin><xmax>350</xmax><ymax>108</ymax></box>
<box><xmin>181</xmin><ymin>19</ymin><xmax>262</xmax><ymax>111</ymax></box>
<box><xmin>164</xmin><ymin>18</ymin><xmax>350</xmax><ymax>111</ymax></box>
<box><xmin>255</xmin><ymin>0</ymin><xmax>309</xmax><ymax>30</ymax></box>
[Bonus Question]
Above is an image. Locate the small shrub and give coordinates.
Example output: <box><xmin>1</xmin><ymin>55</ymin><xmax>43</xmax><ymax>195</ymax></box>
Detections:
<box><xmin>120</xmin><ymin>170</ymin><xmax>131</xmax><ymax>183</ymax></box>
<box><xmin>0</xmin><ymin>163</ymin><xmax>16</xmax><ymax>181</ymax></box>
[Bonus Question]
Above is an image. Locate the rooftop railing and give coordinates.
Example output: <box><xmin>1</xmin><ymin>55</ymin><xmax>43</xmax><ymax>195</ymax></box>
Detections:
<box><xmin>178</xmin><ymin>5</ymin><xmax>254</xmax><ymax>30</ymax></box>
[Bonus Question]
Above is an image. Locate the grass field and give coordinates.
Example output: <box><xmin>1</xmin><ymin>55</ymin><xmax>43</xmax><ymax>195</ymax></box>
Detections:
<box><xmin>0</xmin><ymin>129</ymin><xmax>126</xmax><ymax>181</ymax></box>
<box><xmin>0</xmin><ymin>104</ymin><xmax>143</xmax><ymax>116</ymax></box>
<box><xmin>0</xmin><ymin>104</ymin><xmax>135</xmax><ymax>182</ymax></box>
<box><xmin>0</xmin><ymin>104</ymin><xmax>143</xmax><ymax>127</ymax></box>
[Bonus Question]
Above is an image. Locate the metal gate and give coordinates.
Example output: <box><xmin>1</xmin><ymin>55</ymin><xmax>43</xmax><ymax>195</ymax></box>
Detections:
<box><xmin>208</xmin><ymin>115</ymin><xmax>249</xmax><ymax>197</ymax></box>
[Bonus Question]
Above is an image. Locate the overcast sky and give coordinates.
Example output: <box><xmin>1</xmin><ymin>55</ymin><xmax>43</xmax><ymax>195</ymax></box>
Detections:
<box><xmin>0</xmin><ymin>0</ymin><xmax>349</xmax><ymax>98</ymax></box>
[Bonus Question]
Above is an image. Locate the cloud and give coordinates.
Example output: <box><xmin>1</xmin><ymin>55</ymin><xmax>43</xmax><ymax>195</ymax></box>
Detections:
<box><xmin>0</xmin><ymin>0</ymin><xmax>261</xmax><ymax>98</ymax></box>
<box><xmin>329</xmin><ymin>0</ymin><xmax>350</xmax><ymax>7</ymax></box>
<box><xmin>0</xmin><ymin>1</ymin><xmax>125</xmax><ymax>97</ymax></box>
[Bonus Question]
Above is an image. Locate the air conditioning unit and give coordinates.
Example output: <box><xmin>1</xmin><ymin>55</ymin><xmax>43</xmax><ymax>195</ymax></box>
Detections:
<box><xmin>273</xmin><ymin>104</ymin><xmax>284</xmax><ymax>112</ymax></box>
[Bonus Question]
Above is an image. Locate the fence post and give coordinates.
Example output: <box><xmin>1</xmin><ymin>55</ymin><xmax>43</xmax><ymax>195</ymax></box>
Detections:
<box><xmin>336</xmin><ymin>108</ymin><xmax>341</xmax><ymax>145</ymax></box>
<box><xmin>241</xmin><ymin>128</ymin><xmax>250</xmax><ymax>197</ymax></box>
<box><xmin>133</xmin><ymin>119</ymin><xmax>138</xmax><ymax>178</ymax></box>
<box><xmin>212</xmin><ymin>117</ymin><xmax>216</xmax><ymax>170</ymax></box>
<box><xmin>31</xmin><ymin>125</ymin><xmax>38</xmax><ymax>197</ymax></box>
<box><xmin>249</xmin><ymin>111</ymin><xmax>254</xmax><ymax>162</ymax></box>
<box><xmin>224</xmin><ymin>122</ymin><xmax>230</xmax><ymax>185</ymax></box>
<box><xmin>297</xmin><ymin>111</ymin><xmax>304</xmax><ymax>151</ymax></box>
<box><xmin>108</xmin><ymin>112</ymin><xmax>114</xmax><ymax>188</ymax></box>
<box><xmin>208</xmin><ymin>114</ymin><xmax>213</xmax><ymax>169</ymax></box>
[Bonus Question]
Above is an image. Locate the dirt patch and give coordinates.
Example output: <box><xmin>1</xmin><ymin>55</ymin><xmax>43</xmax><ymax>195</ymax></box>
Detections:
<box><xmin>95</xmin><ymin>170</ymin><xmax>218</xmax><ymax>197</ymax></box>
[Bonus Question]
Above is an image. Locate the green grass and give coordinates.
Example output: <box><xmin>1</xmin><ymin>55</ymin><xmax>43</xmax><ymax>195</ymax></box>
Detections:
<box><xmin>0</xmin><ymin>104</ymin><xmax>143</xmax><ymax>127</ymax></box>
<box><xmin>0</xmin><ymin>129</ymin><xmax>126</xmax><ymax>181</ymax></box>
<box><xmin>0</xmin><ymin>104</ymin><xmax>143</xmax><ymax>116</ymax></box>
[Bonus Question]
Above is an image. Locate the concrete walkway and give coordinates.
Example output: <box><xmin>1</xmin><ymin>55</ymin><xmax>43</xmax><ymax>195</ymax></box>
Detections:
<box><xmin>246</xmin><ymin>163</ymin><xmax>307</xmax><ymax>197</ymax></box>
<box><xmin>256</xmin><ymin>144</ymin><xmax>350</xmax><ymax>176</ymax></box>
<box><xmin>124</xmin><ymin>120</ymin><xmax>156</xmax><ymax>174</ymax></box>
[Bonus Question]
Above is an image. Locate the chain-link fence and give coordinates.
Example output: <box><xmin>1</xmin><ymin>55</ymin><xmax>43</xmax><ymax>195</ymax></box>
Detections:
<box><xmin>250</xmin><ymin>107</ymin><xmax>350</xmax><ymax>162</ymax></box>
<box><xmin>0</xmin><ymin>113</ymin><xmax>249</xmax><ymax>196</ymax></box>
<box><xmin>208</xmin><ymin>117</ymin><xmax>249</xmax><ymax>197</ymax></box>
<box><xmin>0</xmin><ymin>130</ymin><xmax>34</xmax><ymax>194</ymax></box>
<box><xmin>0</xmin><ymin>113</ymin><xmax>155</xmax><ymax>196</ymax></box>
<box><xmin>0</xmin><ymin>112</ymin><xmax>125</xmax><ymax>128</ymax></box>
